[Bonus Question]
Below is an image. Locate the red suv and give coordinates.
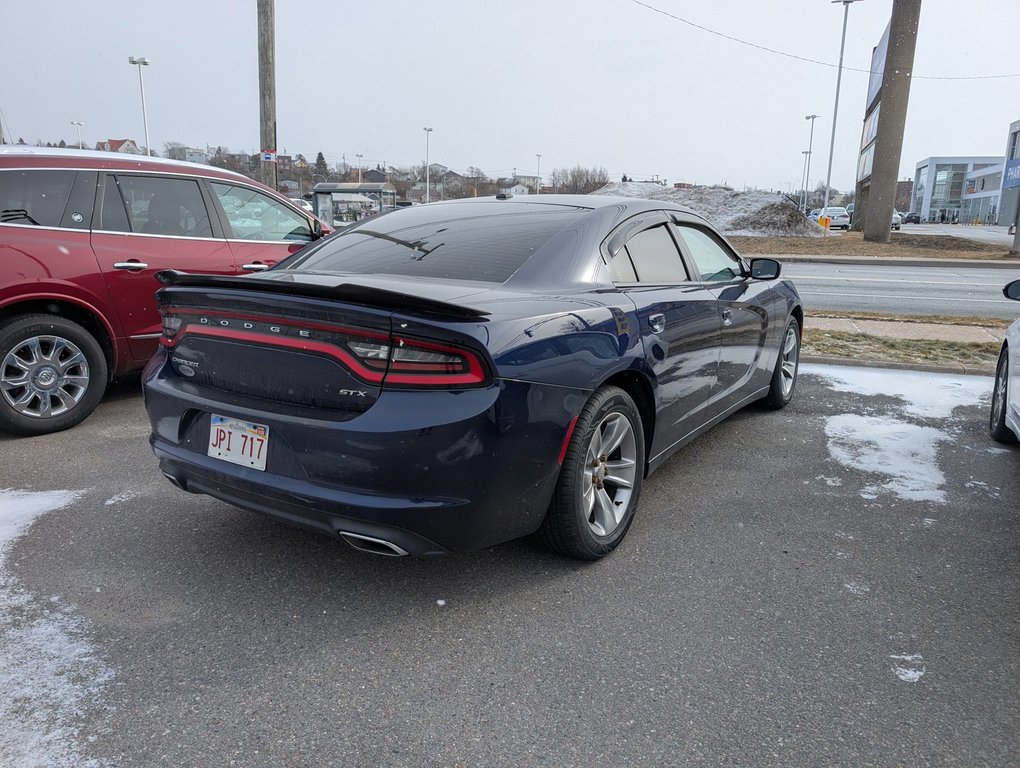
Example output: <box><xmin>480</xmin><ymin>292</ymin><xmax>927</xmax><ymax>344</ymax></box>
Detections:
<box><xmin>0</xmin><ymin>147</ymin><xmax>331</xmax><ymax>435</ymax></box>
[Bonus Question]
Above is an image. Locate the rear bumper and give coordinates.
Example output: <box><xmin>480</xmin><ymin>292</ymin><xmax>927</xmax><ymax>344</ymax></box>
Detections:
<box><xmin>144</xmin><ymin>357</ymin><xmax>584</xmax><ymax>555</ymax></box>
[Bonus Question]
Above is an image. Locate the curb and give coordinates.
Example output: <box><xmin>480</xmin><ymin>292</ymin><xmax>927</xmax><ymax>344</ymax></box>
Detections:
<box><xmin>771</xmin><ymin>254</ymin><xmax>1020</xmax><ymax>269</ymax></box>
<box><xmin>802</xmin><ymin>354</ymin><xmax>995</xmax><ymax>377</ymax></box>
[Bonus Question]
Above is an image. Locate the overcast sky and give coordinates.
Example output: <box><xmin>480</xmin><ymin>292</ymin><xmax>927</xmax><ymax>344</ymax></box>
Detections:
<box><xmin>3</xmin><ymin>0</ymin><xmax>1018</xmax><ymax>192</ymax></box>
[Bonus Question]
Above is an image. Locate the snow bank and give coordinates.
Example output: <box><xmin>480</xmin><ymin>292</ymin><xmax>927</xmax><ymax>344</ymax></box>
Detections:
<box><xmin>592</xmin><ymin>181</ymin><xmax>822</xmax><ymax>237</ymax></box>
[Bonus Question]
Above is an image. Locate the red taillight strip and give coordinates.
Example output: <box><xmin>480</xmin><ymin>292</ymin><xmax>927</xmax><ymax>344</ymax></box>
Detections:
<box><xmin>163</xmin><ymin>325</ymin><xmax>488</xmax><ymax>387</ymax></box>
<box><xmin>168</xmin><ymin>326</ymin><xmax>388</xmax><ymax>383</ymax></box>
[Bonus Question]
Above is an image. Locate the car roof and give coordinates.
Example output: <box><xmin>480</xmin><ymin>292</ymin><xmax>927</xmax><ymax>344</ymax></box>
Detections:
<box><xmin>419</xmin><ymin>193</ymin><xmax>703</xmax><ymax>219</ymax></box>
<box><xmin>0</xmin><ymin>145</ymin><xmax>251</xmax><ymax>183</ymax></box>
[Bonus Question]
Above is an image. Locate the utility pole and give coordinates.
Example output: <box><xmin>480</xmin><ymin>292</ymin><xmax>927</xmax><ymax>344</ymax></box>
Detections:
<box><xmin>863</xmin><ymin>0</ymin><xmax>922</xmax><ymax>243</ymax></box>
<box><xmin>257</xmin><ymin>0</ymin><xmax>278</xmax><ymax>190</ymax></box>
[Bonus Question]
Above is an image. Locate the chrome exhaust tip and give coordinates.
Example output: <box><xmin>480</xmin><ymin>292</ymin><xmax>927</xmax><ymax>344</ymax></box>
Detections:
<box><xmin>338</xmin><ymin>531</ymin><xmax>409</xmax><ymax>557</ymax></box>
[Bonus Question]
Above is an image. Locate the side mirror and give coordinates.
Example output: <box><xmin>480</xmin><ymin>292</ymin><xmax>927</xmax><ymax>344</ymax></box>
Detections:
<box><xmin>1004</xmin><ymin>279</ymin><xmax>1020</xmax><ymax>301</ymax></box>
<box><xmin>750</xmin><ymin>258</ymin><xmax>781</xmax><ymax>280</ymax></box>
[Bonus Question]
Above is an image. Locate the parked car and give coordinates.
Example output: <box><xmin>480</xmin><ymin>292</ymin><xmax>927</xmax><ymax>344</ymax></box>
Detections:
<box><xmin>0</xmin><ymin>147</ymin><xmax>331</xmax><ymax>436</ymax></box>
<box><xmin>990</xmin><ymin>279</ymin><xmax>1020</xmax><ymax>444</ymax></box>
<box><xmin>143</xmin><ymin>195</ymin><xmax>803</xmax><ymax>560</ymax></box>
<box><xmin>809</xmin><ymin>207</ymin><xmax>851</xmax><ymax>230</ymax></box>
<box><xmin>290</xmin><ymin>197</ymin><xmax>314</xmax><ymax>213</ymax></box>
<box><xmin>903</xmin><ymin>211</ymin><xmax>921</xmax><ymax>224</ymax></box>
<box><xmin>891</xmin><ymin>210</ymin><xmax>902</xmax><ymax>230</ymax></box>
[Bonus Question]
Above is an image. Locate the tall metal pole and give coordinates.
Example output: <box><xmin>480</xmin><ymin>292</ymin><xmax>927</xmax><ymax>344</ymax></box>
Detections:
<box><xmin>71</xmin><ymin>121</ymin><xmax>84</xmax><ymax>150</ymax></box>
<box><xmin>536</xmin><ymin>153</ymin><xmax>542</xmax><ymax>195</ymax></box>
<box><xmin>356</xmin><ymin>153</ymin><xmax>363</xmax><ymax>183</ymax></box>
<box><xmin>800</xmin><ymin>150</ymin><xmax>810</xmax><ymax>210</ymax></box>
<box><xmin>128</xmin><ymin>57</ymin><xmax>151</xmax><ymax>156</ymax></box>
<box><xmin>822</xmin><ymin>0</ymin><xmax>861</xmax><ymax>226</ymax></box>
<box><xmin>257</xmin><ymin>0</ymin><xmax>277</xmax><ymax>190</ymax></box>
<box><xmin>804</xmin><ymin>114</ymin><xmax>818</xmax><ymax>210</ymax></box>
<box><xmin>423</xmin><ymin>127</ymin><xmax>433</xmax><ymax>202</ymax></box>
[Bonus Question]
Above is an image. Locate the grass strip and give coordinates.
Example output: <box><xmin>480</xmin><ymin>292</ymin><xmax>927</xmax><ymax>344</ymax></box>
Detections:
<box><xmin>802</xmin><ymin>329</ymin><xmax>1000</xmax><ymax>369</ymax></box>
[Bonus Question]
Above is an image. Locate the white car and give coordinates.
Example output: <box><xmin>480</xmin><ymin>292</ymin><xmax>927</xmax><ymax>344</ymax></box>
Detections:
<box><xmin>290</xmin><ymin>198</ymin><xmax>314</xmax><ymax>213</ymax></box>
<box><xmin>809</xmin><ymin>207</ymin><xmax>851</xmax><ymax>230</ymax></box>
<box><xmin>891</xmin><ymin>210</ymin><xmax>902</xmax><ymax>230</ymax></box>
<box><xmin>990</xmin><ymin>279</ymin><xmax>1020</xmax><ymax>444</ymax></box>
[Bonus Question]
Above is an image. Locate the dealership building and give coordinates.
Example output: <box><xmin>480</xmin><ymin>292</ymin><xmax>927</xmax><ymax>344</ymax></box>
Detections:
<box><xmin>910</xmin><ymin>119</ymin><xmax>1020</xmax><ymax>224</ymax></box>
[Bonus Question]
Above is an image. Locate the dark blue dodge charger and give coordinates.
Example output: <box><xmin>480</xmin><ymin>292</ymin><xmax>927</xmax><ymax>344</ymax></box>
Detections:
<box><xmin>143</xmin><ymin>195</ymin><xmax>802</xmax><ymax>559</ymax></box>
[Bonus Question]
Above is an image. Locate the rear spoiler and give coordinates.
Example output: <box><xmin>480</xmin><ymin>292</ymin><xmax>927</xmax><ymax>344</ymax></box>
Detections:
<box><xmin>155</xmin><ymin>270</ymin><xmax>490</xmax><ymax>320</ymax></box>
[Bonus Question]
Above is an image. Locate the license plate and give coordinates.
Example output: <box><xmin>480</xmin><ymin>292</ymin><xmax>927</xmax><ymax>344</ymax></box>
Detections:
<box><xmin>208</xmin><ymin>415</ymin><xmax>269</xmax><ymax>471</ymax></box>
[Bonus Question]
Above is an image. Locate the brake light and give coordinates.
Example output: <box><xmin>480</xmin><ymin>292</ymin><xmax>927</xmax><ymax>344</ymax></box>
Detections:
<box><xmin>348</xmin><ymin>336</ymin><xmax>487</xmax><ymax>387</ymax></box>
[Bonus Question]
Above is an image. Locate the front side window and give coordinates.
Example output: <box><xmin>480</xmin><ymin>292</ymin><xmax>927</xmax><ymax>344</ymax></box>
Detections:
<box><xmin>211</xmin><ymin>182</ymin><xmax>312</xmax><ymax>242</ymax></box>
<box><xmin>0</xmin><ymin>169</ymin><xmax>75</xmax><ymax>227</ymax></box>
<box><xmin>101</xmin><ymin>175</ymin><xmax>213</xmax><ymax>238</ymax></box>
<box><xmin>674</xmin><ymin>225</ymin><xmax>742</xmax><ymax>282</ymax></box>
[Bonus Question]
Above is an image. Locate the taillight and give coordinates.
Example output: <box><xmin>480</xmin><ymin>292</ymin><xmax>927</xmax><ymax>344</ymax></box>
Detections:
<box><xmin>348</xmin><ymin>336</ymin><xmax>487</xmax><ymax>387</ymax></box>
<box><xmin>160</xmin><ymin>312</ymin><xmax>183</xmax><ymax>346</ymax></box>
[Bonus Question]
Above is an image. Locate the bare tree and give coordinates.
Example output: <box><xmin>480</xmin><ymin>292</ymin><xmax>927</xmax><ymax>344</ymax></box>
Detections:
<box><xmin>550</xmin><ymin>165</ymin><xmax>610</xmax><ymax>194</ymax></box>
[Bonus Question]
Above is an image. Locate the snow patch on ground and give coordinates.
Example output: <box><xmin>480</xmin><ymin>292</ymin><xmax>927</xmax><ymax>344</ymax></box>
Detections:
<box><xmin>104</xmin><ymin>491</ymin><xmax>139</xmax><ymax>506</ymax></box>
<box><xmin>592</xmin><ymin>182</ymin><xmax>822</xmax><ymax>236</ymax></box>
<box><xmin>889</xmin><ymin>654</ymin><xmax>926</xmax><ymax>682</ymax></box>
<box><xmin>824</xmin><ymin>416</ymin><xmax>950</xmax><ymax>503</ymax></box>
<box><xmin>803</xmin><ymin>365</ymin><xmax>991</xmax><ymax>420</ymax></box>
<box><xmin>0</xmin><ymin>488</ymin><xmax>113</xmax><ymax>768</ymax></box>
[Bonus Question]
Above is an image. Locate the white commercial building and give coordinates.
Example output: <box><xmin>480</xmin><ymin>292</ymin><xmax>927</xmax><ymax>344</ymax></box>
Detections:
<box><xmin>912</xmin><ymin>156</ymin><xmax>1001</xmax><ymax>223</ymax></box>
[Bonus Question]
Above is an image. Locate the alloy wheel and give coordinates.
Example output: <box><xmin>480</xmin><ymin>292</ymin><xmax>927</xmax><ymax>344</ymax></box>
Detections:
<box><xmin>1</xmin><ymin>335</ymin><xmax>91</xmax><ymax>418</ymax></box>
<box><xmin>780</xmin><ymin>324</ymin><xmax>799</xmax><ymax>399</ymax></box>
<box><xmin>581</xmin><ymin>411</ymin><xmax>638</xmax><ymax>537</ymax></box>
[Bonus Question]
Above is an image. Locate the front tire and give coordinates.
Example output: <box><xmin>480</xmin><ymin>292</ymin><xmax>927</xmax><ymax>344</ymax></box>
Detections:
<box><xmin>990</xmin><ymin>346</ymin><xmax>1016</xmax><ymax>444</ymax></box>
<box><xmin>539</xmin><ymin>386</ymin><xmax>645</xmax><ymax>560</ymax></box>
<box><xmin>763</xmin><ymin>317</ymin><xmax>800</xmax><ymax>410</ymax></box>
<box><xmin>0</xmin><ymin>314</ymin><xmax>108</xmax><ymax>436</ymax></box>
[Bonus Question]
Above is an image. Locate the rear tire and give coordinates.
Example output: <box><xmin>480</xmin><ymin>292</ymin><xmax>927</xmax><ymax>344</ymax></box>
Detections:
<box><xmin>763</xmin><ymin>317</ymin><xmax>800</xmax><ymax>410</ymax></box>
<box><xmin>990</xmin><ymin>346</ymin><xmax>1016</xmax><ymax>444</ymax></box>
<box><xmin>539</xmin><ymin>386</ymin><xmax>645</xmax><ymax>560</ymax></box>
<box><xmin>0</xmin><ymin>314</ymin><xmax>108</xmax><ymax>436</ymax></box>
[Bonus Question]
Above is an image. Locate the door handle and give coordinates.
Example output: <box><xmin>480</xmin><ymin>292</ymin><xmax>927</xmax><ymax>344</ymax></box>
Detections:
<box><xmin>649</xmin><ymin>313</ymin><xmax>666</xmax><ymax>333</ymax></box>
<box><xmin>722</xmin><ymin>308</ymin><xmax>733</xmax><ymax>327</ymax></box>
<box><xmin>113</xmin><ymin>261</ymin><xmax>148</xmax><ymax>271</ymax></box>
<box><xmin>242</xmin><ymin>263</ymin><xmax>270</xmax><ymax>272</ymax></box>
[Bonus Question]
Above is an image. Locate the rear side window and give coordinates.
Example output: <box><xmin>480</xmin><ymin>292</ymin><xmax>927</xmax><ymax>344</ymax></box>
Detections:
<box><xmin>623</xmin><ymin>225</ymin><xmax>688</xmax><ymax>283</ymax></box>
<box><xmin>287</xmin><ymin>205</ymin><xmax>588</xmax><ymax>283</ymax></box>
<box><xmin>0</xmin><ymin>169</ymin><xmax>75</xmax><ymax>227</ymax></box>
<box><xmin>100</xmin><ymin>175</ymin><xmax>213</xmax><ymax>238</ymax></box>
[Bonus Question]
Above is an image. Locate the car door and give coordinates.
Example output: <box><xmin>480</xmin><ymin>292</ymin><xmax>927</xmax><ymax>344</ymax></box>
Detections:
<box><xmin>604</xmin><ymin>214</ymin><xmax>721</xmax><ymax>462</ymax></box>
<box><xmin>90</xmin><ymin>173</ymin><xmax>238</xmax><ymax>365</ymax></box>
<box><xmin>208</xmin><ymin>181</ymin><xmax>317</xmax><ymax>271</ymax></box>
<box><xmin>671</xmin><ymin>220</ymin><xmax>769</xmax><ymax>410</ymax></box>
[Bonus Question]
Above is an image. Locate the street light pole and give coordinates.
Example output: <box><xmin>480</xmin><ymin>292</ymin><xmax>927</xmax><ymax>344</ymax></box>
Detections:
<box><xmin>423</xmin><ymin>127</ymin><xmax>433</xmax><ymax>203</ymax></box>
<box><xmin>821</xmin><ymin>0</ymin><xmax>861</xmax><ymax>227</ymax></box>
<box><xmin>70</xmin><ymin>120</ymin><xmax>84</xmax><ymax>150</ymax></box>
<box><xmin>536</xmin><ymin>153</ymin><xmax>542</xmax><ymax>195</ymax></box>
<box><xmin>356</xmin><ymin>153</ymin><xmax>363</xmax><ymax>184</ymax></box>
<box><xmin>804</xmin><ymin>113</ymin><xmax>818</xmax><ymax>210</ymax></box>
<box><xmin>800</xmin><ymin>150</ymin><xmax>810</xmax><ymax>210</ymax></box>
<box><xmin>127</xmin><ymin>56</ymin><xmax>151</xmax><ymax>156</ymax></box>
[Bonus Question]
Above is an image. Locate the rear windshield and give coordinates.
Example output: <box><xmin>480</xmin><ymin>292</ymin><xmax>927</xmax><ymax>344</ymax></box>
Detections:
<box><xmin>285</xmin><ymin>203</ymin><xmax>589</xmax><ymax>283</ymax></box>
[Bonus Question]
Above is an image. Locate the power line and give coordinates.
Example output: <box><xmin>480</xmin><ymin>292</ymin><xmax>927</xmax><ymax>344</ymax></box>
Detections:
<box><xmin>628</xmin><ymin>0</ymin><xmax>1020</xmax><ymax>81</ymax></box>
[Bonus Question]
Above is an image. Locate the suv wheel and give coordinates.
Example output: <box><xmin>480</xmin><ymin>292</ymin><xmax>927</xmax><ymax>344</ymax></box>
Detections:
<box><xmin>0</xmin><ymin>315</ymin><xmax>108</xmax><ymax>436</ymax></box>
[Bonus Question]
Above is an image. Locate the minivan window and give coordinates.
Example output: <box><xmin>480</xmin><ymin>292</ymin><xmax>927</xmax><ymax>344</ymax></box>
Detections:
<box><xmin>101</xmin><ymin>175</ymin><xmax>213</xmax><ymax>238</ymax></box>
<box><xmin>0</xmin><ymin>169</ymin><xmax>76</xmax><ymax>228</ymax></box>
<box><xmin>211</xmin><ymin>182</ymin><xmax>313</xmax><ymax>242</ymax></box>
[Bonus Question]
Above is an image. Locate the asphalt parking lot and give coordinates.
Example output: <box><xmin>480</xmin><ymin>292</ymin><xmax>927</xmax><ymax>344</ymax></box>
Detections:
<box><xmin>1</xmin><ymin>366</ymin><xmax>1017</xmax><ymax>767</ymax></box>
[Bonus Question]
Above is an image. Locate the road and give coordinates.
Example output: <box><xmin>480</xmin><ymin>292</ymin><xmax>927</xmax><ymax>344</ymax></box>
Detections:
<box><xmin>1</xmin><ymin>368</ymin><xmax>1017</xmax><ymax>767</ymax></box>
<box><xmin>783</xmin><ymin>262</ymin><xmax>1020</xmax><ymax>319</ymax></box>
